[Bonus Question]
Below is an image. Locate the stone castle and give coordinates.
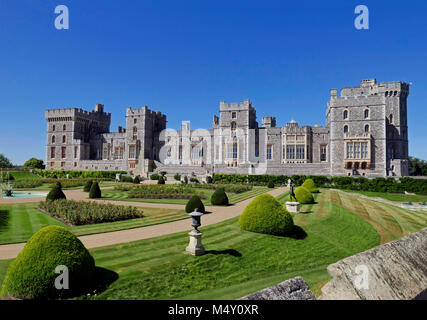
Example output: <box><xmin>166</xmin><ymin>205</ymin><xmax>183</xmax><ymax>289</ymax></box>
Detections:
<box><xmin>45</xmin><ymin>79</ymin><xmax>410</xmax><ymax>178</ymax></box>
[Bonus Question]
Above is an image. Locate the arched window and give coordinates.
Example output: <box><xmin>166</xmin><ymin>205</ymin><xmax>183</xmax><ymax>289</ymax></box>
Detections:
<box><xmin>389</xmin><ymin>114</ymin><xmax>393</xmax><ymax>124</ymax></box>
<box><xmin>62</xmin><ymin>135</ymin><xmax>66</xmax><ymax>143</ymax></box>
<box><xmin>52</xmin><ymin>135</ymin><xmax>56</xmax><ymax>143</ymax></box>
<box><xmin>231</xmin><ymin>122</ymin><xmax>237</xmax><ymax>131</ymax></box>
<box><xmin>344</xmin><ymin>125</ymin><xmax>348</xmax><ymax>134</ymax></box>
<box><xmin>364</xmin><ymin>124</ymin><xmax>370</xmax><ymax>133</ymax></box>
<box><xmin>134</xmin><ymin>118</ymin><xmax>137</xmax><ymax>124</ymax></box>
<box><xmin>63</xmin><ymin>124</ymin><xmax>66</xmax><ymax>131</ymax></box>
<box><xmin>364</xmin><ymin>109</ymin><xmax>369</xmax><ymax>119</ymax></box>
<box><xmin>343</xmin><ymin>110</ymin><xmax>348</xmax><ymax>120</ymax></box>
<box><xmin>52</xmin><ymin>125</ymin><xmax>56</xmax><ymax>131</ymax></box>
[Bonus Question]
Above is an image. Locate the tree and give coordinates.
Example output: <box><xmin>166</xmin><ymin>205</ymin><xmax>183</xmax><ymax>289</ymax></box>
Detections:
<box><xmin>0</xmin><ymin>154</ymin><xmax>13</xmax><ymax>168</ymax></box>
<box><xmin>23</xmin><ymin>158</ymin><xmax>45</xmax><ymax>170</ymax></box>
<box><xmin>409</xmin><ymin>157</ymin><xmax>427</xmax><ymax>176</ymax></box>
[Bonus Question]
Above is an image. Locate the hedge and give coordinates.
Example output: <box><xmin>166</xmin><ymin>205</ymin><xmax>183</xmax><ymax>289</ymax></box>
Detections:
<box><xmin>238</xmin><ymin>194</ymin><xmax>294</xmax><ymax>236</ymax></box>
<box><xmin>0</xmin><ymin>226</ymin><xmax>95</xmax><ymax>299</ymax></box>
<box><xmin>212</xmin><ymin>174</ymin><xmax>427</xmax><ymax>195</ymax></box>
<box><xmin>210</xmin><ymin>188</ymin><xmax>229</xmax><ymax>206</ymax></box>
<box><xmin>185</xmin><ymin>195</ymin><xmax>205</xmax><ymax>213</ymax></box>
<box><xmin>287</xmin><ymin>186</ymin><xmax>314</xmax><ymax>204</ymax></box>
<box><xmin>46</xmin><ymin>185</ymin><xmax>66</xmax><ymax>201</ymax></box>
<box><xmin>33</xmin><ymin>170</ymin><xmax>126</xmax><ymax>180</ymax></box>
<box><xmin>89</xmin><ymin>182</ymin><xmax>102</xmax><ymax>199</ymax></box>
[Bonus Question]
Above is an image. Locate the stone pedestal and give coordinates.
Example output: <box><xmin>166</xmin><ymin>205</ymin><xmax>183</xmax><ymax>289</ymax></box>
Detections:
<box><xmin>286</xmin><ymin>201</ymin><xmax>300</xmax><ymax>213</ymax></box>
<box><xmin>186</xmin><ymin>230</ymin><xmax>205</xmax><ymax>256</ymax></box>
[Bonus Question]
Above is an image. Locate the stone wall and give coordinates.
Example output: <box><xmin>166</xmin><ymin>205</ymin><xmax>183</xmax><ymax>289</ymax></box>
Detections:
<box><xmin>320</xmin><ymin>227</ymin><xmax>427</xmax><ymax>300</ymax></box>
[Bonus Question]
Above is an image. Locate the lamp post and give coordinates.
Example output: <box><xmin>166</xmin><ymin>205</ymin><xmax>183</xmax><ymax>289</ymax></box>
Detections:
<box><xmin>186</xmin><ymin>209</ymin><xmax>205</xmax><ymax>256</ymax></box>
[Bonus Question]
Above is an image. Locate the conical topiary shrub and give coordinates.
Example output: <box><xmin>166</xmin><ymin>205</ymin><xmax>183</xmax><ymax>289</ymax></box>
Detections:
<box><xmin>0</xmin><ymin>226</ymin><xmax>95</xmax><ymax>299</ymax></box>
<box><xmin>46</xmin><ymin>185</ymin><xmax>66</xmax><ymax>202</ymax></box>
<box><xmin>83</xmin><ymin>180</ymin><xmax>93</xmax><ymax>192</ymax></box>
<box><xmin>267</xmin><ymin>180</ymin><xmax>275</xmax><ymax>188</ymax></box>
<box><xmin>89</xmin><ymin>181</ymin><xmax>102</xmax><ymax>199</ymax></box>
<box><xmin>287</xmin><ymin>186</ymin><xmax>314</xmax><ymax>204</ymax></box>
<box><xmin>185</xmin><ymin>195</ymin><xmax>205</xmax><ymax>213</ymax></box>
<box><xmin>158</xmin><ymin>176</ymin><xmax>165</xmax><ymax>185</ymax></box>
<box><xmin>133</xmin><ymin>176</ymin><xmax>140</xmax><ymax>184</ymax></box>
<box><xmin>302</xmin><ymin>178</ymin><xmax>319</xmax><ymax>193</ymax></box>
<box><xmin>210</xmin><ymin>188</ymin><xmax>229</xmax><ymax>206</ymax></box>
<box><xmin>238</xmin><ymin>194</ymin><xmax>294</xmax><ymax>236</ymax></box>
<box><xmin>55</xmin><ymin>181</ymin><xmax>62</xmax><ymax>188</ymax></box>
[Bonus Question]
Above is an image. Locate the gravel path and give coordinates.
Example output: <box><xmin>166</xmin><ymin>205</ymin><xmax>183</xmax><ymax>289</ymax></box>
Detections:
<box><xmin>0</xmin><ymin>187</ymin><xmax>288</xmax><ymax>260</ymax></box>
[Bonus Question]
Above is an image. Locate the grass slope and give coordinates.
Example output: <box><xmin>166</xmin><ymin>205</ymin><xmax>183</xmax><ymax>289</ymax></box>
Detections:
<box><xmin>0</xmin><ymin>203</ymin><xmax>188</xmax><ymax>244</ymax></box>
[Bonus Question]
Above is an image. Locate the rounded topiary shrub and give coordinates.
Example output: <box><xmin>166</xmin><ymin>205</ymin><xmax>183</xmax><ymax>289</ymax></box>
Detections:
<box><xmin>238</xmin><ymin>194</ymin><xmax>294</xmax><ymax>236</ymax></box>
<box><xmin>287</xmin><ymin>186</ymin><xmax>314</xmax><ymax>204</ymax></box>
<box><xmin>89</xmin><ymin>181</ymin><xmax>102</xmax><ymax>199</ymax></box>
<box><xmin>302</xmin><ymin>179</ymin><xmax>319</xmax><ymax>193</ymax></box>
<box><xmin>210</xmin><ymin>188</ymin><xmax>229</xmax><ymax>206</ymax></box>
<box><xmin>267</xmin><ymin>180</ymin><xmax>275</xmax><ymax>188</ymax></box>
<box><xmin>185</xmin><ymin>195</ymin><xmax>205</xmax><ymax>213</ymax></box>
<box><xmin>83</xmin><ymin>180</ymin><xmax>93</xmax><ymax>192</ymax></box>
<box><xmin>46</xmin><ymin>185</ymin><xmax>66</xmax><ymax>202</ymax></box>
<box><xmin>0</xmin><ymin>225</ymin><xmax>95</xmax><ymax>299</ymax></box>
<box><xmin>158</xmin><ymin>176</ymin><xmax>165</xmax><ymax>185</ymax></box>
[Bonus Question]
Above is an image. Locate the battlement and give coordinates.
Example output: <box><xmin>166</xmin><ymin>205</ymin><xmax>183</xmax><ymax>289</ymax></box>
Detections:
<box><xmin>329</xmin><ymin>79</ymin><xmax>410</xmax><ymax>100</ymax></box>
<box><xmin>126</xmin><ymin>106</ymin><xmax>166</xmax><ymax>120</ymax></box>
<box><xmin>45</xmin><ymin>104</ymin><xmax>111</xmax><ymax>122</ymax></box>
<box><xmin>220</xmin><ymin>99</ymin><xmax>253</xmax><ymax>111</ymax></box>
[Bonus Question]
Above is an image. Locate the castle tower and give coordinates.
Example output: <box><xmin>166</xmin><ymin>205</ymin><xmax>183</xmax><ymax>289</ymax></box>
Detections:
<box><xmin>45</xmin><ymin>104</ymin><xmax>111</xmax><ymax>170</ymax></box>
<box><xmin>327</xmin><ymin>79</ymin><xmax>409</xmax><ymax>177</ymax></box>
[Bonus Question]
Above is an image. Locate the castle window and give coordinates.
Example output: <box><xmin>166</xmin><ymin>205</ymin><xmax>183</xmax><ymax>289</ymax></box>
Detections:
<box><xmin>74</xmin><ymin>146</ymin><xmax>78</xmax><ymax>158</ymax></box>
<box><xmin>52</xmin><ymin>135</ymin><xmax>56</xmax><ymax>144</ymax></box>
<box><xmin>179</xmin><ymin>146</ymin><xmax>182</xmax><ymax>160</ymax></box>
<box><xmin>364</xmin><ymin>109</ymin><xmax>369</xmax><ymax>119</ymax></box>
<box><xmin>167</xmin><ymin>148</ymin><xmax>171</xmax><ymax>157</ymax></box>
<box><xmin>133</xmin><ymin>127</ymin><xmax>137</xmax><ymax>139</ymax></box>
<box><xmin>232</xmin><ymin>112</ymin><xmax>237</xmax><ymax>119</ymax></box>
<box><xmin>344</xmin><ymin>125</ymin><xmax>348</xmax><ymax>134</ymax></box>
<box><xmin>51</xmin><ymin>147</ymin><xmax>56</xmax><ymax>158</ymax></box>
<box><xmin>128</xmin><ymin>145</ymin><xmax>136</xmax><ymax>159</ymax></box>
<box><xmin>343</xmin><ymin>110</ymin><xmax>348</xmax><ymax>120</ymax></box>
<box><xmin>320</xmin><ymin>145</ymin><xmax>327</xmax><ymax>162</ymax></box>
<box><xmin>74</xmin><ymin>162</ymin><xmax>77</xmax><ymax>167</ymax></box>
<box><xmin>63</xmin><ymin>124</ymin><xmax>66</xmax><ymax>131</ymax></box>
<box><xmin>61</xmin><ymin>147</ymin><xmax>66</xmax><ymax>158</ymax></box>
<box><xmin>286</xmin><ymin>145</ymin><xmax>295</xmax><ymax>159</ymax></box>
<box><xmin>52</xmin><ymin>125</ymin><xmax>55</xmax><ymax>131</ymax></box>
<box><xmin>134</xmin><ymin>118</ymin><xmax>137</xmax><ymax>124</ymax></box>
<box><xmin>364</xmin><ymin>124</ymin><xmax>370</xmax><ymax>133</ymax></box>
<box><xmin>296</xmin><ymin>145</ymin><xmax>305</xmax><ymax>160</ymax></box>
<box><xmin>266</xmin><ymin>144</ymin><xmax>272</xmax><ymax>160</ymax></box>
<box><xmin>61</xmin><ymin>162</ymin><xmax>65</xmax><ymax>167</ymax></box>
<box><xmin>192</xmin><ymin>146</ymin><xmax>203</xmax><ymax>160</ymax></box>
<box><xmin>62</xmin><ymin>135</ymin><xmax>66</xmax><ymax>143</ymax></box>
<box><xmin>231</xmin><ymin>122</ymin><xmax>237</xmax><ymax>131</ymax></box>
<box><xmin>389</xmin><ymin>114</ymin><xmax>393</xmax><ymax>124</ymax></box>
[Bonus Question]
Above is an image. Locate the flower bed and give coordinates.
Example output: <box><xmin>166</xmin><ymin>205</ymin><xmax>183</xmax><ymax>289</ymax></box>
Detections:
<box><xmin>39</xmin><ymin>200</ymin><xmax>142</xmax><ymax>225</ymax></box>
<box><xmin>191</xmin><ymin>184</ymin><xmax>252</xmax><ymax>193</ymax></box>
<box><xmin>127</xmin><ymin>185</ymin><xmax>206</xmax><ymax>200</ymax></box>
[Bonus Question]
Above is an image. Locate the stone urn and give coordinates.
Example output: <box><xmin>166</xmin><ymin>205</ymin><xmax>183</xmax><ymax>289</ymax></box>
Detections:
<box><xmin>286</xmin><ymin>201</ymin><xmax>300</xmax><ymax>213</ymax></box>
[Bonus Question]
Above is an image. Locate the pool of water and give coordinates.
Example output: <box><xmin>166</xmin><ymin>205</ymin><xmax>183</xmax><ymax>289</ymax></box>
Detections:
<box><xmin>1</xmin><ymin>192</ymin><xmax>48</xmax><ymax>199</ymax></box>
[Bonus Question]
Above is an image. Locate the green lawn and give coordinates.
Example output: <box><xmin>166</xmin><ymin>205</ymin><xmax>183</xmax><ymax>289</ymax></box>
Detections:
<box><xmin>9</xmin><ymin>172</ymin><xmax>40</xmax><ymax>180</ymax></box>
<box><xmin>101</xmin><ymin>186</ymin><xmax>271</xmax><ymax>206</ymax></box>
<box><xmin>2</xmin><ymin>189</ymin><xmax>426</xmax><ymax>299</ymax></box>
<box><xmin>335</xmin><ymin>189</ymin><xmax>427</xmax><ymax>203</ymax></box>
<box><xmin>0</xmin><ymin>203</ymin><xmax>188</xmax><ymax>244</ymax></box>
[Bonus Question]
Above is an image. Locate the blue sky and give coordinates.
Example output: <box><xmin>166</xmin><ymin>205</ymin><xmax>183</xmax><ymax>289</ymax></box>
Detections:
<box><xmin>0</xmin><ymin>0</ymin><xmax>426</xmax><ymax>164</ymax></box>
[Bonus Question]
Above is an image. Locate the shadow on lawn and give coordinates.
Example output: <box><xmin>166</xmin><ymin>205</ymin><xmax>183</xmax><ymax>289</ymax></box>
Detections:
<box><xmin>0</xmin><ymin>210</ymin><xmax>9</xmax><ymax>229</ymax></box>
<box><xmin>205</xmin><ymin>249</ymin><xmax>242</xmax><ymax>257</ymax></box>
<box><xmin>288</xmin><ymin>226</ymin><xmax>307</xmax><ymax>240</ymax></box>
<box><xmin>89</xmin><ymin>267</ymin><xmax>119</xmax><ymax>294</ymax></box>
